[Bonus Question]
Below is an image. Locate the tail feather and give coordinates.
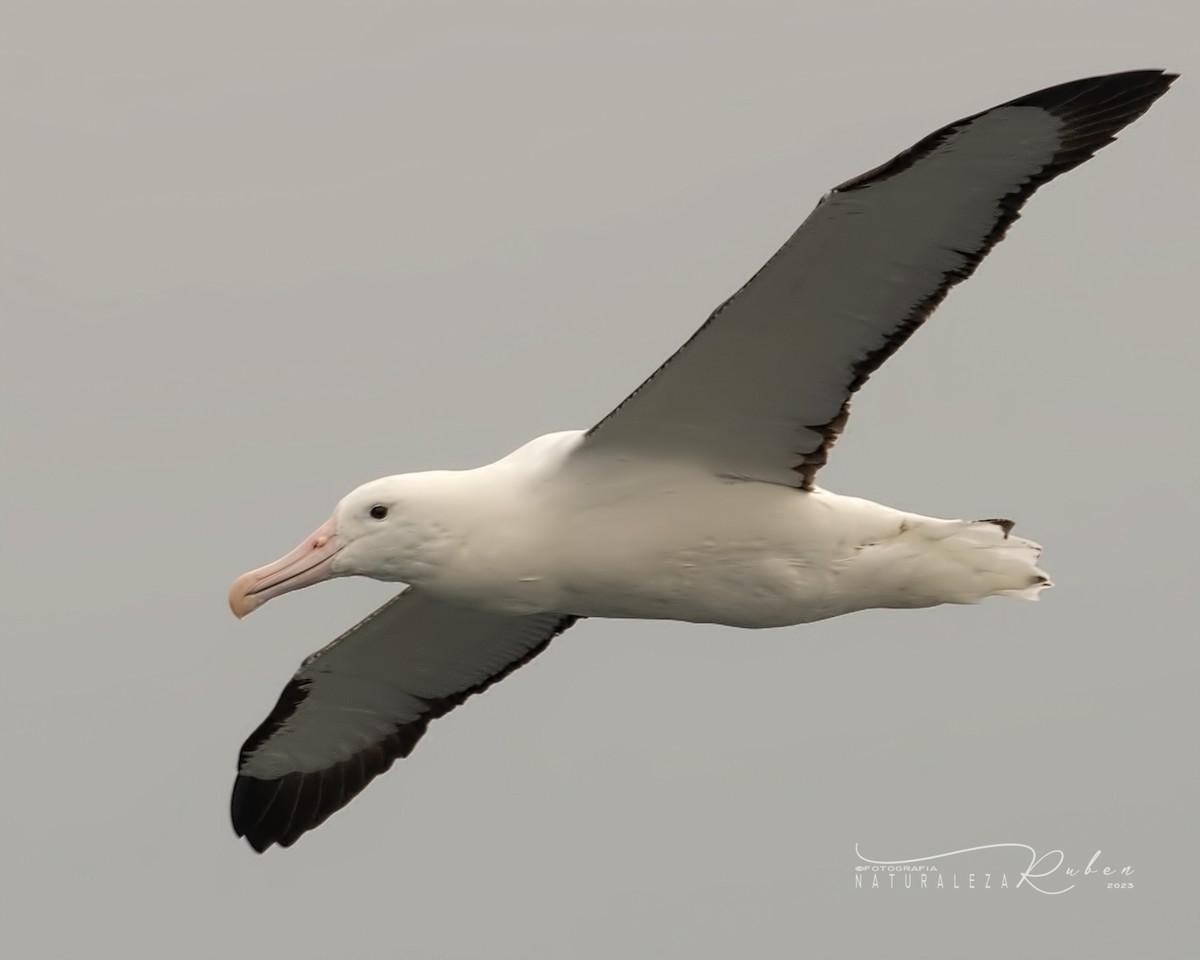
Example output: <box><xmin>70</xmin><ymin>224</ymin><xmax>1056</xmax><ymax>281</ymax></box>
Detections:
<box><xmin>974</xmin><ymin>517</ymin><xmax>1015</xmax><ymax>538</ymax></box>
<box><xmin>841</xmin><ymin>512</ymin><xmax>1053</xmax><ymax>612</ymax></box>
<box><xmin>947</xmin><ymin>519</ymin><xmax>1053</xmax><ymax>602</ymax></box>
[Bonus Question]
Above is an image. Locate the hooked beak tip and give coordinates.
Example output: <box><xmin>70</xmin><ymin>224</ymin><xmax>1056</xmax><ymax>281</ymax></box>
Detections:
<box><xmin>228</xmin><ymin>573</ymin><xmax>262</xmax><ymax>619</ymax></box>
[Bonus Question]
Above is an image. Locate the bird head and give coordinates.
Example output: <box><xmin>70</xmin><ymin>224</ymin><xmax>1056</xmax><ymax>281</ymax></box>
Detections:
<box><xmin>228</xmin><ymin>475</ymin><xmax>439</xmax><ymax>618</ymax></box>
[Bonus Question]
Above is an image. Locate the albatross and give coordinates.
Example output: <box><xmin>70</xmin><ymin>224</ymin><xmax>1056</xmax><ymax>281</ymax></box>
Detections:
<box><xmin>228</xmin><ymin>70</ymin><xmax>1174</xmax><ymax>852</ymax></box>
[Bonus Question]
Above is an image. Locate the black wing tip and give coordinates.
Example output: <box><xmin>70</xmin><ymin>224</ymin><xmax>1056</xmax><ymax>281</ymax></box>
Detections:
<box><xmin>834</xmin><ymin>69</ymin><xmax>1176</xmax><ymax>196</ymax></box>
<box><xmin>1007</xmin><ymin>69</ymin><xmax>1178</xmax><ymax>113</ymax></box>
<box><xmin>232</xmin><ymin>774</ymin><xmax>288</xmax><ymax>853</ymax></box>
<box><xmin>1005</xmin><ymin>70</ymin><xmax>1177</xmax><ymax>142</ymax></box>
<box><xmin>232</xmin><ymin>744</ymin><xmax>409</xmax><ymax>853</ymax></box>
<box><xmin>1001</xmin><ymin>69</ymin><xmax>1176</xmax><ymax>196</ymax></box>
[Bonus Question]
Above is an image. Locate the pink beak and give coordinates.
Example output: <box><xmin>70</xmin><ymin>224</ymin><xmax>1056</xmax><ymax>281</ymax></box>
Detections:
<box><xmin>229</xmin><ymin>516</ymin><xmax>343</xmax><ymax>618</ymax></box>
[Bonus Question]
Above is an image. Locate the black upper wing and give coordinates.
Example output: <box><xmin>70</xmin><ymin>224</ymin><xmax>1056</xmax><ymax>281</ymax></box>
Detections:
<box><xmin>579</xmin><ymin>71</ymin><xmax>1175</xmax><ymax>487</ymax></box>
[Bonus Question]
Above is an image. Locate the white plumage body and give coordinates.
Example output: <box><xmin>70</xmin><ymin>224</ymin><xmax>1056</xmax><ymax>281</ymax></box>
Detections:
<box><xmin>386</xmin><ymin>431</ymin><xmax>1048</xmax><ymax>628</ymax></box>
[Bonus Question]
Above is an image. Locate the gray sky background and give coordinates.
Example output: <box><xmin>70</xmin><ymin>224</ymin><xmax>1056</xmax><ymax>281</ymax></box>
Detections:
<box><xmin>4</xmin><ymin>2</ymin><xmax>1198</xmax><ymax>957</ymax></box>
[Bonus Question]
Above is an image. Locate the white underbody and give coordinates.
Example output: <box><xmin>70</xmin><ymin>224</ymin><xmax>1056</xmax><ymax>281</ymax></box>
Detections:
<box><xmin>386</xmin><ymin>432</ymin><xmax>1051</xmax><ymax>628</ymax></box>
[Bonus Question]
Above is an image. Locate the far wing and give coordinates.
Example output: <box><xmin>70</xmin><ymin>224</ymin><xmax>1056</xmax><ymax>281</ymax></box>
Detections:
<box><xmin>580</xmin><ymin>71</ymin><xmax>1174</xmax><ymax>487</ymax></box>
<box><xmin>232</xmin><ymin>588</ymin><xmax>578</xmax><ymax>852</ymax></box>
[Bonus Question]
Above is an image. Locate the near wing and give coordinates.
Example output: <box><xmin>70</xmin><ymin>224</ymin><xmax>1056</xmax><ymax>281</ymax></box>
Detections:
<box><xmin>232</xmin><ymin>588</ymin><xmax>578</xmax><ymax>852</ymax></box>
<box><xmin>580</xmin><ymin>70</ymin><xmax>1175</xmax><ymax>488</ymax></box>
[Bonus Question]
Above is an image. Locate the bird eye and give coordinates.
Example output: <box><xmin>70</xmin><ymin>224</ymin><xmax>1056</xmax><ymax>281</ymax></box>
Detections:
<box><xmin>369</xmin><ymin>504</ymin><xmax>388</xmax><ymax>520</ymax></box>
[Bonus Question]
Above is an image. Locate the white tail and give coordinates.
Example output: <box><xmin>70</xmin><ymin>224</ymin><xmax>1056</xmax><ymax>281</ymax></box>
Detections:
<box><xmin>840</xmin><ymin>514</ymin><xmax>1054</xmax><ymax>613</ymax></box>
<box><xmin>931</xmin><ymin>518</ymin><xmax>1053</xmax><ymax>604</ymax></box>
